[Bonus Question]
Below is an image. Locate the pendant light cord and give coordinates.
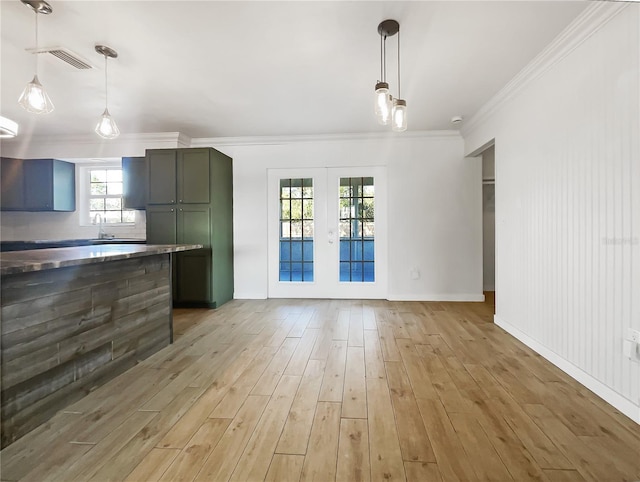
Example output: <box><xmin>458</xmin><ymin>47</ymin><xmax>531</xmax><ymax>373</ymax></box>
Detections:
<box><xmin>104</xmin><ymin>55</ymin><xmax>108</xmax><ymax>110</ymax></box>
<box><xmin>397</xmin><ymin>28</ymin><xmax>401</xmax><ymax>99</ymax></box>
<box><xmin>379</xmin><ymin>34</ymin><xmax>383</xmax><ymax>82</ymax></box>
<box><xmin>34</xmin><ymin>11</ymin><xmax>39</xmax><ymax>73</ymax></box>
<box><xmin>383</xmin><ymin>35</ymin><xmax>387</xmax><ymax>83</ymax></box>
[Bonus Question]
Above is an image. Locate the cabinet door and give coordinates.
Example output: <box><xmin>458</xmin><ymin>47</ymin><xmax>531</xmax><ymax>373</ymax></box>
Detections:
<box><xmin>146</xmin><ymin>205</ymin><xmax>177</xmax><ymax>244</ymax></box>
<box><xmin>23</xmin><ymin>159</ymin><xmax>53</xmax><ymax>210</ymax></box>
<box><xmin>1</xmin><ymin>158</ymin><xmax>24</xmax><ymax>210</ymax></box>
<box><xmin>177</xmin><ymin>204</ymin><xmax>211</xmax><ymax>247</ymax></box>
<box><xmin>178</xmin><ymin>149</ymin><xmax>210</xmax><ymax>204</ymax></box>
<box><xmin>176</xmin><ymin>251</ymin><xmax>211</xmax><ymax>302</ymax></box>
<box><xmin>122</xmin><ymin>157</ymin><xmax>147</xmax><ymax>209</ymax></box>
<box><xmin>52</xmin><ymin>160</ymin><xmax>75</xmax><ymax>211</ymax></box>
<box><xmin>147</xmin><ymin>150</ymin><xmax>177</xmax><ymax>204</ymax></box>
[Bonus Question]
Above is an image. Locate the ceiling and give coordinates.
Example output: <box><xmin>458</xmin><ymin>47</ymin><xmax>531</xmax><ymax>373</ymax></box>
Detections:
<box><xmin>0</xmin><ymin>1</ymin><xmax>589</xmax><ymax>140</ymax></box>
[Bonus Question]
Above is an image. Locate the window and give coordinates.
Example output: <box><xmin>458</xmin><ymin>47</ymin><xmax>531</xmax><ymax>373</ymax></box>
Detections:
<box><xmin>88</xmin><ymin>168</ymin><xmax>135</xmax><ymax>224</ymax></box>
<box><xmin>279</xmin><ymin>178</ymin><xmax>314</xmax><ymax>282</ymax></box>
<box><xmin>339</xmin><ymin>177</ymin><xmax>375</xmax><ymax>282</ymax></box>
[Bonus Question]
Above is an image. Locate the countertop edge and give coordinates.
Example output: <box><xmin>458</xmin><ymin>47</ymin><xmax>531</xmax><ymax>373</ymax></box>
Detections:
<box><xmin>0</xmin><ymin>244</ymin><xmax>203</xmax><ymax>275</ymax></box>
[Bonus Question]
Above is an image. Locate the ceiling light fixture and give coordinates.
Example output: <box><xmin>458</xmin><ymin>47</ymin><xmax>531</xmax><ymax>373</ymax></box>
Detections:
<box><xmin>374</xmin><ymin>19</ymin><xmax>407</xmax><ymax>132</ymax></box>
<box><xmin>95</xmin><ymin>45</ymin><xmax>120</xmax><ymax>139</ymax></box>
<box><xmin>18</xmin><ymin>0</ymin><xmax>55</xmax><ymax>114</ymax></box>
<box><xmin>0</xmin><ymin>116</ymin><xmax>19</xmax><ymax>138</ymax></box>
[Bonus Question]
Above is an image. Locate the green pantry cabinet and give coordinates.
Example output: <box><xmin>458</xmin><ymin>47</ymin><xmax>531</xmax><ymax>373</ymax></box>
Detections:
<box><xmin>145</xmin><ymin>148</ymin><xmax>233</xmax><ymax>308</ymax></box>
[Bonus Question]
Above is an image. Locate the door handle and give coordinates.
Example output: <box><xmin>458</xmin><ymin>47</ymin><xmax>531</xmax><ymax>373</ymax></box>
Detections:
<box><xmin>328</xmin><ymin>230</ymin><xmax>334</xmax><ymax>244</ymax></box>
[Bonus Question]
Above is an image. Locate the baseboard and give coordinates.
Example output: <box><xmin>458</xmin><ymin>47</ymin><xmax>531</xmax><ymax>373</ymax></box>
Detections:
<box><xmin>233</xmin><ymin>293</ymin><xmax>268</xmax><ymax>300</ymax></box>
<box><xmin>494</xmin><ymin>315</ymin><xmax>640</xmax><ymax>425</ymax></box>
<box><xmin>387</xmin><ymin>293</ymin><xmax>485</xmax><ymax>302</ymax></box>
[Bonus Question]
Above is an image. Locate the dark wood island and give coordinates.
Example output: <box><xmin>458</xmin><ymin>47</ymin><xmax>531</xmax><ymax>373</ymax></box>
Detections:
<box><xmin>0</xmin><ymin>243</ymin><xmax>200</xmax><ymax>447</ymax></box>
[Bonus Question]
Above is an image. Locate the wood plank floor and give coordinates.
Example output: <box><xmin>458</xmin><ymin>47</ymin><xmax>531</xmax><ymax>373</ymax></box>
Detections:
<box><xmin>2</xmin><ymin>298</ymin><xmax>640</xmax><ymax>481</ymax></box>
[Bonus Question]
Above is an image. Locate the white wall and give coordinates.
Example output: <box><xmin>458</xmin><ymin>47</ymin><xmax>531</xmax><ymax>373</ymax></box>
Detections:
<box><xmin>200</xmin><ymin>133</ymin><xmax>483</xmax><ymax>301</ymax></box>
<box><xmin>463</xmin><ymin>4</ymin><xmax>640</xmax><ymax>422</ymax></box>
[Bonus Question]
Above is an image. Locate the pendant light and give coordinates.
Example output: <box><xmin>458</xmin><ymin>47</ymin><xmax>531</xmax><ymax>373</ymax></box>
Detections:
<box><xmin>95</xmin><ymin>45</ymin><xmax>120</xmax><ymax>139</ymax></box>
<box><xmin>391</xmin><ymin>24</ymin><xmax>407</xmax><ymax>132</ymax></box>
<box><xmin>18</xmin><ymin>0</ymin><xmax>54</xmax><ymax>115</ymax></box>
<box><xmin>374</xmin><ymin>19</ymin><xmax>407</xmax><ymax>132</ymax></box>
<box><xmin>374</xmin><ymin>20</ymin><xmax>397</xmax><ymax>125</ymax></box>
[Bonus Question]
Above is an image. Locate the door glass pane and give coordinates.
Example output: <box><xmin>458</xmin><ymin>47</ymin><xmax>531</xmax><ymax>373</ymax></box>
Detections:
<box><xmin>280</xmin><ymin>178</ymin><xmax>314</xmax><ymax>282</ymax></box>
<box><xmin>339</xmin><ymin>177</ymin><xmax>374</xmax><ymax>282</ymax></box>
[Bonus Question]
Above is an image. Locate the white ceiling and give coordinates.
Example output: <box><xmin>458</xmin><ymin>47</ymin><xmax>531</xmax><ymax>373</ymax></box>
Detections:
<box><xmin>0</xmin><ymin>1</ymin><xmax>589</xmax><ymax>140</ymax></box>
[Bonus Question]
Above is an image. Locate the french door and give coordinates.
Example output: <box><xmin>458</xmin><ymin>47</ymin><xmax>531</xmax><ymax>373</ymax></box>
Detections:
<box><xmin>268</xmin><ymin>167</ymin><xmax>387</xmax><ymax>299</ymax></box>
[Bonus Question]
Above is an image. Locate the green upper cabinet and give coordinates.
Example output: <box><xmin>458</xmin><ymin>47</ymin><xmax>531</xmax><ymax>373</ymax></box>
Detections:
<box><xmin>147</xmin><ymin>150</ymin><xmax>177</xmax><ymax>204</ymax></box>
<box><xmin>122</xmin><ymin>156</ymin><xmax>147</xmax><ymax>210</ymax></box>
<box><xmin>147</xmin><ymin>148</ymin><xmax>210</xmax><ymax>205</ymax></box>
<box><xmin>178</xmin><ymin>149</ymin><xmax>210</xmax><ymax>204</ymax></box>
<box><xmin>0</xmin><ymin>158</ymin><xmax>75</xmax><ymax>212</ymax></box>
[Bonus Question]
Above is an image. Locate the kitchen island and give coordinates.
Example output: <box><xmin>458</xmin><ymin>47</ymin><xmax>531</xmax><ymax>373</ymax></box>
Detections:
<box><xmin>0</xmin><ymin>243</ymin><xmax>200</xmax><ymax>447</ymax></box>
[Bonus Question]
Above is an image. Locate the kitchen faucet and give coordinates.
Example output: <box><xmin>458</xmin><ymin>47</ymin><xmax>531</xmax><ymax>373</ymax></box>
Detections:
<box><xmin>93</xmin><ymin>213</ymin><xmax>106</xmax><ymax>239</ymax></box>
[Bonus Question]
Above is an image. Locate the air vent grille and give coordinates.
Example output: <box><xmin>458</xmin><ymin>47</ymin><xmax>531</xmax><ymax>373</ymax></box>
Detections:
<box><xmin>27</xmin><ymin>47</ymin><xmax>93</xmax><ymax>70</ymax></box>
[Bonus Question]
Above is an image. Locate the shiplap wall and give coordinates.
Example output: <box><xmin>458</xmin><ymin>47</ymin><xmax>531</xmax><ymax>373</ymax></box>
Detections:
<box><xmin>464</xmin><ymin>5</ymin><xmax>640</xmax><ymax>421</ymax></box>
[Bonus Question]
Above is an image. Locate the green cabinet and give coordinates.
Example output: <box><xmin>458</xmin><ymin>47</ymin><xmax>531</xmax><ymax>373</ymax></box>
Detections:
<box><xmin>122</xmin><ymin>156</ymin><xmax>147</xmax><ymax>210</ymax></box>
<box><xmin>147</xmin><ymin>148</ymin><xmax>210</xmax><ymax>205</ymax></box>
<box><xmin>145</xmin><ymin>148</ymin><xmax>233</xmax><ymax>308</ymax></box>
<box><xmin>0</xmin><ymin>157</ymin><xmax>75</xmax><ymax>212</ymax></box>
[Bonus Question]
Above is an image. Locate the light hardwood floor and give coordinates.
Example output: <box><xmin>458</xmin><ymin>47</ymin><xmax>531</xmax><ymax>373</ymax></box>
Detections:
<box><xmin>1</xmin><ymin>298</ymin><xmax>639</xmax><ymax>481</ymax></box>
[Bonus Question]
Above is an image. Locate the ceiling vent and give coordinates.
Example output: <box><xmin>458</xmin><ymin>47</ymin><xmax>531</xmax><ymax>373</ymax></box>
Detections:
<box><xmin>26</xmin><ymin>47</ymin><xmax>93</xmax><ymax>70</ymax></box>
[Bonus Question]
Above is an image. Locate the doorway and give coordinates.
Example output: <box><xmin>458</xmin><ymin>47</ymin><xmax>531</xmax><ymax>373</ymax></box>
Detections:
<box><xmin>482</xmin><ymin>145</ymin><xmax>496</xmax><ymax>313</ymax></box>
<box><xmin>267</xmin><ymin>167</ymin><xmax>387</xmax><ymax>299</ymax></box>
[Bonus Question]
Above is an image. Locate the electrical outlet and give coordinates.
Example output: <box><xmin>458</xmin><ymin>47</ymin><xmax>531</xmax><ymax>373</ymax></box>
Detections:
<box><xmin>628</xmin><ymin>329</ymin><xmax>640</xmax><ymax>343</ymax></box>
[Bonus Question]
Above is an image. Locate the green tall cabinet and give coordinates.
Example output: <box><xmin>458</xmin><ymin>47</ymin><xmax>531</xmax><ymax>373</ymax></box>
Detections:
<box><xmin>146</xmin><ymin>148</ymin><xmax>233</xmax><ymax>308</ymax></box>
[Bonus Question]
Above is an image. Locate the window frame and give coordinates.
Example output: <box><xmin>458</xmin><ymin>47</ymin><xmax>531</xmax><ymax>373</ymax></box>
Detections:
<box><xmin>78</xmin><ymin>163</ymin><xmax>136</xmax><ymax>227</ymax></box>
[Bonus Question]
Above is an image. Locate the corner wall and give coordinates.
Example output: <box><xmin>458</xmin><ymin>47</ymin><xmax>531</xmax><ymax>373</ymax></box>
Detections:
<box><xmin>463</xmin><ymin>5</ymin><xmax>640</xmax><ymax>422</ymax></box>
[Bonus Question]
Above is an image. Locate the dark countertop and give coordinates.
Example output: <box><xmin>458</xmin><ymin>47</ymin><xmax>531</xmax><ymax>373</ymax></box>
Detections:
<box><xmin>0</xmin><ymin>238</ymin><xmax>146</xmax><ymax>251</ymax></box>
<box><xmin>0</xmin><ymin>244</ymin><xmax>202</xmax><ymax>275</ymax></box>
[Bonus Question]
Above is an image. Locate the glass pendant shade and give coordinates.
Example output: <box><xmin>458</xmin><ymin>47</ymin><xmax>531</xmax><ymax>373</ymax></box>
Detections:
<box><xmin>95</xmin><ymin>108</ymin><xmax>120</xmax><ymax>139</ymax></box>
<box><xmin>374</xmin><ymin>82</ymin><xmax>392</xmax><ymax>125</ymax></box>
<box><xmin>18</xmin><ymin>74</ymin><xmax>54</xmax><ymax>114</ymax></box>
<box><xmin>392</xmin><ymin>99</ymin><xmax>407</xmax><ymax>132</ymax></box>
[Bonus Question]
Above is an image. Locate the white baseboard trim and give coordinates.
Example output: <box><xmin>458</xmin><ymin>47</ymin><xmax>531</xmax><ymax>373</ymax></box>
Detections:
<box><xmin>233</xmin><ymin>293</ymin><xmax>268</xmax><ymax>300</ymax></box>
<box><xmin>494</xmin><ymin>315</ymin><xmax>640</xmax><ymax>425</ymax></box>
<box><xmin>387</xmin><ymin>293</ymin><xmax>485</xmax><ymax>302</ymax></box>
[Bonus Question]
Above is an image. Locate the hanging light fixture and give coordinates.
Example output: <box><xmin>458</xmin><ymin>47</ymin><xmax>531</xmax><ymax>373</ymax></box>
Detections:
<box><xmin>391</xmin><ymin>24</ymin><xmax>407</xmax><ymax>133</ymax></box>
<box><xmin>0</xmin><ymin>116</ymin><xmax>19</xmax><ymax>138</ymax></box>
<box><xmin>374</xmin><ymin>19</ymin><xmax>407</xmax><ymax>131</ymax></box>
<box><xmin>94</xmin><ymin>45</ymin><xmax>120</xmax><ymax>139</ymax></box>
<box><xmin>18</xmin><ymin>0</ymin><xmax>54</xmax><ymax>114</ymax></box>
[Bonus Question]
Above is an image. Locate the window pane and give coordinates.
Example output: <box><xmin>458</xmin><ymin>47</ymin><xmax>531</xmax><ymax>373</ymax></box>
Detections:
<box><xmin>91</xmin><ymin>183</ymin><xmax>106</xmax><ymax>195</ymax></box>
<box><xmin>105</xmin><ymin>198</ymin><xmax>121</xmax><ymax>210</ymax></box>
<box><xmin>302</xmin><ymin>220</ymin><xmax>313</xmax><ymax>238</ymax></box>
<box><xmin>290</xmin><ymin>186</ymin><xmax>302</xmax><ymax>199</ymax></box>
<box><xmin>281</xmin><ymin>200</ymin><xmax>291</xmax><ymax>221</ymax></box>
<box><xmin>290</xmin><ymin>221</ymin><xmax>302</xmax><ymax>238</ymax></box>
<box><xmin>281</xmin><ymin>222</ymin><xmax>291</xmax><ymax>238</ymax></box>
<box><xmin>291</xmin><ymin>200</ymin><xmax>302</xmax><ymax>220</ymax></box>
<box><xmin>89</xmin><ymin>198</ymin><xmax>104</xmax><ymax>210</ymax></box>
<box><xmin>106</xmin><ymin>170</ymin><xmax>122</xmax><ymax>182</ymax></box>
<box><xmin>107</xmin><ymin>182</ymin><xmax>123</xmax><ymax>195</ymax></box>
<box><xmin>91</xmin><ymin>170</ymin><xmax>106</xmax><ymax>182</ymax></box>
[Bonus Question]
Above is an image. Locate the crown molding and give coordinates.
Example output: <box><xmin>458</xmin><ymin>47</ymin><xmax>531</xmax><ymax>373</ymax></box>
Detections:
<box><xmin>461</xmin><ymin>2</ymin><xmax>629</xmax><ymax>138</ymax></box>
<box><xmin>0</xmin><ymin>131</ymin><xmax>188</xmax><ymax>147</ymax></box>
<box><xmin>191</xmin><ymin>130</ymin><xmax>462</xmax><ymax>147</ymax></box>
